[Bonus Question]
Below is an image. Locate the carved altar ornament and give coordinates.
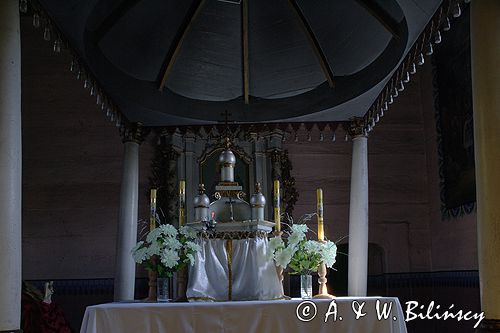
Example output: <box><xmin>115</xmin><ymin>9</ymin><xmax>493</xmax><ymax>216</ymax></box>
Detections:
<box><xmin>250</xmin><ymin>183</ymin><xmax>266</xmax><ymax>221</ymax></box>
<box><xmin>218</xmin><ymin>140</ymin><xmax>237</xmax><ymax>181</ymax></box>
<box><xmin>193</xmin><ymin>184</ymin><xmax>210</xmax><ymax>222</ymax></box>
<box><xmin>186</xmin><ymin>140</ymin><xmax>281</xmax><ymax>301</ymax></box>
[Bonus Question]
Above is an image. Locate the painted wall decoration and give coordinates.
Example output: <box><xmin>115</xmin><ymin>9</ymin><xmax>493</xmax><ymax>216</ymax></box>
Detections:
<box><xmin>433</xmin><ymin>4</ymin><xmax>475</xmax><ymax>219</ymax></box>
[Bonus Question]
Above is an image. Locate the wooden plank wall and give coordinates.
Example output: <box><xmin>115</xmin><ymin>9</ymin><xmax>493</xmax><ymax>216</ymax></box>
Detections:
<box><xmin>20</xmin><ymin>15</ymin><xmax>477</xmax><ymax>282</ymax></box>
<box><xmin>283</xmin><ymin>62</ymin><xmax>476</xmax><ymax>274</ymax></box>
<box><xmin>21</xmin><ymin>16</ymin><xmax>154</xmax><ymax>280</ymax></box>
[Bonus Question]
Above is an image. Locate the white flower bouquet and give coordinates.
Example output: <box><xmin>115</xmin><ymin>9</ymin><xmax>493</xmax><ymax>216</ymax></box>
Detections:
<box><xmin>268</xmin><ymin>219</ymin><xmax>337</xmax><ymax>275</ymax></box>
<box><xmin>131</xmin><ymin>224</ymin><xmax>200</xmax><ymax>278</ymax></box>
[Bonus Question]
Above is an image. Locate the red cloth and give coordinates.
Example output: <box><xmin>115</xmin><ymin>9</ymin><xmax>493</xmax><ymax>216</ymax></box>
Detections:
<box><xmin>22</xmin><ymin>293</ymin><xmax>73</xmax><ymax>333</ymax></box>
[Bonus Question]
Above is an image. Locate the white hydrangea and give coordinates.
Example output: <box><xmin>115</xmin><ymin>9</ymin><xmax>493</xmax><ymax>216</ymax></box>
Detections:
<box><xmin>304</xmin><ymin>240</ymin><xmax>322</xmax><ymax>253</ymax></box>
<box><xmin>133</xmin><ymin>247</ymin><xmax>149</xmax><ymax>263</ymax></box>
<box><xmin>146</xmin><ymin>239</ymin><xmax>162</xmax><ymax>256</ymax></box>
<box><xmin>161</xmin><ymin>248</ymin><xmax>180</xmax><ymax>269</ymax></box>
<box><xmin>159</xmin><ymin>224</ymin><xmax>178</xmax><ymax>238</ymax></box>
<box><xmin>275</xmin><ymin>246</ymin><xmax>296</xmax><ymax>269</ymax></box>
<box><xmin>184</xmin><ymin>241</ymin><xmax>201</xmax><ymax>253</ymax></box>
<box><xmin>164</xmin><ymin>237</ymin><xmax>182</xmax><ymax>250</ymax></box>
<box><xmin>267</xmin><ymin>236</ymin><xmax>284</xmax><ymax>260</ymax></box>
<box><xmin>131</xmin><ymin>241</ymin><xmax>149</xmax><ymax>263</ymax></box>
<box><xmin>186</xmin><ymin>253</ymin><xmax>195</xmax><ymax>266</ymax></box>
<box><xmin>179</xmin><ymin>225</ymin><xmax>198</xmax><ymax>239</ymax></box>
<box><xmin>268</xmin><ymin>236</ymin><xmax>284</xmax><ymax>253</ymax></box>
<box><xmin>146</xmin><ymin>228</ymin><xmax>162</xmax><ymax>243</ymax></box>
<box><xmin>132</xmin><ymin>221</ymin><xmax>203</xmax><ymax>277</ymax></box>
<box><xmin>321</xmin><ymin>240</ymin><xmax>337</xmax><ymax>268</ymax></box>
<box><xmin>131</xmin><ymin>241</ymin><xmax>144</xmax><ymax>253</ymax></box>
<box><xmin>288</xmin><ymin>230</ymin><xmax>306</xmax><ymax>246</ymax></box>
<box><xmin>290</xmin><ymin>223</ymin><xmax>308</xmax><ymax>234</ymax></box>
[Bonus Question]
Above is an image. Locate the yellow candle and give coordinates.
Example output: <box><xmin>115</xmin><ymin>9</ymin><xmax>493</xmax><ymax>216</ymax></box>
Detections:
<box><xmin>317</xmin><ymin>188</ymin><xmax>324</xmax><ymax>241</ymax></box>
<box><xmin>274</xmin><ymin>180</ymin><xmax>281</xmax><ymax>232</ymax></box>
<box><xmin>150</xmin><ymin>188</ymin><xmax>157</xmax><ymax>231</ymax></box>
<box><xmin>179</xmin><ymin>180</ymin><xmax>186</xmax><ymax>226</ymax></box>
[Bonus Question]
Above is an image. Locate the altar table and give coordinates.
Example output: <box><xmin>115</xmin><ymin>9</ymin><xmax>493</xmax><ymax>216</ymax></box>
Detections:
<box><xmin>80</xmin><ymin>297</ymin><xmax>407</xmax><ymax>333</ymax></box>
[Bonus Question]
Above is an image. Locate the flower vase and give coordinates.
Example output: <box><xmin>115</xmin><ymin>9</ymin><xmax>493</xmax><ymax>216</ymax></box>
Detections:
<box><xmin>157</xmin><ymin>277</ymin><xmax>170</xmax><ymax>302</ymax></box>
<box><xmin>300</xmin><ymin>274</ymin><xmax>313</xmax><ymax>299</ymax></box>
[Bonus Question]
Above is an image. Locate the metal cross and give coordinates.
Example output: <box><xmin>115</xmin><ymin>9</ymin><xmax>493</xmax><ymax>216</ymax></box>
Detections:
<box><xmin>221</xmin><ymin>110</ymin><xmax>232</xmax><ymax>143</ymax></box>
<box><xmin>224</xmin><ymin>196</ymin><xmax>235</xmax><ymax>221</ymax></box>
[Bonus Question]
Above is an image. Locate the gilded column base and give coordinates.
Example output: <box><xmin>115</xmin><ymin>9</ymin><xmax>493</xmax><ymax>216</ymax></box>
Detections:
<box><xmin>476</xmin><ymin>319</ymin><xmax>500</xmax><ymax>332</ymax></box>
<box><xmin>272</xmin><ymin>230</ymin><xmax>291</xmax><ymax>300</ymax></box>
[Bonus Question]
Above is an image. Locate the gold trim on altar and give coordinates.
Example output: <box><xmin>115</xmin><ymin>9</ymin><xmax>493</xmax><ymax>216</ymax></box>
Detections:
<box><xmin>199</xmin><ymin>230</ymin><xmax>269</xmax><ymax>240</ymax></box>
<box><xmin>226</xmin><ymin>239</ymin><xmax>233</xmax><ymax>301</ymax></box>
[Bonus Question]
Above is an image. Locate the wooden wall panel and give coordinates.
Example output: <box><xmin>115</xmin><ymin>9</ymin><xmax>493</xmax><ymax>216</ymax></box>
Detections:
<box><xmin>21</xmin><ymin>17</ymin><xmax>153</xmax><ymax>280</ymax></box>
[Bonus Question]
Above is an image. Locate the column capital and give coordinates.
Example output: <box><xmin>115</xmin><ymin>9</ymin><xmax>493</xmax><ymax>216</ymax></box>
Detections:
<box><xmin>269</xmin><ymin>149</ymin><xmax>282</xmax><ymax>181</ymax></box>
<box><xmin>347</xmin><ymin>117</ymin><xmax>367</xmax><ymax>139</ymax></box>
<box><xmin>162</xmin><ymin>144</ymin><xmax>180</xmax><ymax>161</ymax></box>
<box><xmin>120</xmin><ymin>122</ymin><xmax>149</xmax><ymax>144</ymax></box>
<box><xmin>269</xmin><ymin>148</ymin><xmax>282</xmax><ymax>163</ymax></box>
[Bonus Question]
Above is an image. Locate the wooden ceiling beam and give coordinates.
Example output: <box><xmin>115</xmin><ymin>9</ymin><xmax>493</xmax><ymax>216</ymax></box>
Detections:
<box><xmin>158</xmin><ymin>0</ymin><xmax>206</xmax><ymax>91</ymax></box>
<box><xmin>288</xmin><ymin>0</ymin><xmax>334</xmax><ymax>88</ymax></box>
<box><xmin>241</xmin><ymin>0</ymin><xmax>250</xmax><ymax>104</ymax></box>
<box><xmin>355</xmin><ymin>0</ymin><xmax>401</xmax><ymax>39</ymax></box>
<box><xmin>95</xmin><ymin>0</ymin><xmax>145</xmax><ymax>42</ymax></box>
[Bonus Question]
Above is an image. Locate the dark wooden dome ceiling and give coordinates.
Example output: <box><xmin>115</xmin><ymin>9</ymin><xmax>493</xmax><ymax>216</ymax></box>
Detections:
<box><xmin>39</xmin><ymin>0</ymin><xmax>442</xmax><ymax>125</ymax></box>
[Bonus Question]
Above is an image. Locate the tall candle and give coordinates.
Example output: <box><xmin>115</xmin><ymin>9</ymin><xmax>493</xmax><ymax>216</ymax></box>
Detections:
<box><xmin>274</xmin><ymin>180</ymin><xmax>281</xmax><ymax>232</ymax></box>
<box><xmin>317</xmin><ymin>188</ymin><xmax>324</xmax><ymax>241</ymax></box>
<box><xmin>150</xmin><ymin>188</ymin><xmax>157</xmax><ymax>231</ymax></box>
<box><xmin>179</xmin><ymin>180</ymin><xmax>186</xmax><ymax>226</ymax></box>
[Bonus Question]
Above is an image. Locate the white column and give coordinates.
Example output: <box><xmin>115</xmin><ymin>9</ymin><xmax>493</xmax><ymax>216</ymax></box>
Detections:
<box><xmin>471</xmin><ymin>1</ymin><xmax>500</xmax><ymax>330</ymax></box>
<box><xmin>348</xmin><ymin>134</ymin><xmax>369</xmax><ymax>296</ymax></box>
<box><xmin>0</xmin><ymin>0</ymin><xmax>22</xmax><ymax>331</ymax></box>
<box><xmin>114</xmin><ymin>140</ymin><xmax>140</xmax><ymax>301</ymax></box>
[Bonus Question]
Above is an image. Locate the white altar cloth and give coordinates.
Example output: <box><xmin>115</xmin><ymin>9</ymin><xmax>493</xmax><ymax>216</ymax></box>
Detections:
<box><xmin>80</xmin><ymin>297</ymin><xmax>408</xmax><ymax>333</ymax></box>
<box><xmin>187</xmin><ymin>237</ymin><xmax>283</xmax><ymax>301</ymax></box>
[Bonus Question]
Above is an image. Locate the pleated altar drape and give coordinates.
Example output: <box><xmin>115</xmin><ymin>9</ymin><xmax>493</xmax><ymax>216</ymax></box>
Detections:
<box><xmin>187</xmin><ymin>237</ymin><xmax>283</xmax><ymax>301</ymax></box>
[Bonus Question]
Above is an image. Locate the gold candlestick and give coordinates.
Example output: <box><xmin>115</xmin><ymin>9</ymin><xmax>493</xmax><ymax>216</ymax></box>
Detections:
<box><xmin>272</xmin><ymin>230</ymin><xmax>291</xmax><ymax>300</ymax></box>
<box><xmin>175</xmin><ymin>267</ymin><xmax>188</xmax><ymax>302</ymax></box>
<box><xmin>273</xmin><ymin>230</ymin><xmax>284</xmax><ymax>284</ymax></box>
<box><xmin>179</xmin><ymin>180</ymin><xmax>186</xmax><ymax>226</ymax></box>
<box><xmin>273</xmin><ymin>230</ymin><xmax>291</xmax><ymax>299</ymax></box>
<box><xmin>145</xmin><ymin>256</ymin><xmax>158</xmax><ymax>301</ymax></box>
<box><xmin>150</xmin><ymin>188</ymin><xmax>157</xmax><ymax>231</ymax></box>
<box><xmin>317</xmin><ymin>188</ymin><xmax>324</xmax><ymax>241</ymax></box>
<box><xmin>314</xmin><ymin>259</ymin><xmax>335</xmax><ymax>299</ymax></box>
<box><xmin>274</xmin><ymin>180</ymin><xmax>281</xmax><ymax>232</ymax></box>
<box><xmin>314</xmin><ymin>189</ymin><xmax>334</xmax><ymax>299</ymax></box>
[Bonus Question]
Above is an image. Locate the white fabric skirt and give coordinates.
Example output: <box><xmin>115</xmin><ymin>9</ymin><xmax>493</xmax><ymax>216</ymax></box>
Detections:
<box><xmin>187</xmin><ymin>237</ymin><xmax>284</xmax><ymax>301</ymax></box>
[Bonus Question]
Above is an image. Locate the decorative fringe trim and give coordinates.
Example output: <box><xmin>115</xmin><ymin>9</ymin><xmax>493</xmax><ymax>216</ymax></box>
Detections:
<box><xmin>362</xmin><ymin>0</ymin><xmax>469</xmax><ymax>135</ymax></box>
<box><xmin>21</xmin><ymin>0</ymin><xmax>131</xmax><ymax>134</ymax></box>
<box><xmin>22</xmin><ymin>0</ymin><xmax>469</xmax><ymax>139</ymax></box>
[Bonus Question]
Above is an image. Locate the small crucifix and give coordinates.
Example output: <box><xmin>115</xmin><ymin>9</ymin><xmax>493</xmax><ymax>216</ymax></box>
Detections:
<box><xmin>222</xmin><ymin>110</ymin><xmax>232</xmax><ymax>127</ymax></box>
<box><xmin>225</xmin><ymin>196</ymin><xmax>235</xmax><ymax>222</ymax></box>
<box><xmin>221</xmin><ymin>110</ymin><xmax>232</xmax><ymax>147</ymax></box>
